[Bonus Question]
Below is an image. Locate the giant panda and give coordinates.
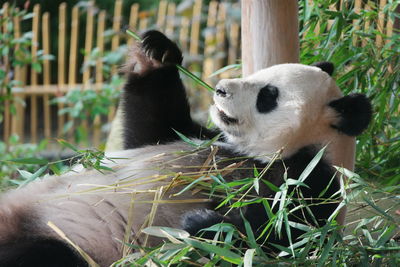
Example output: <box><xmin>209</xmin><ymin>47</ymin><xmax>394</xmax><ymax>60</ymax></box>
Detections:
<box><xmin>0</xmin><ymin>30</ymin><xmax>372</xmax><ymax>266</ymax></box>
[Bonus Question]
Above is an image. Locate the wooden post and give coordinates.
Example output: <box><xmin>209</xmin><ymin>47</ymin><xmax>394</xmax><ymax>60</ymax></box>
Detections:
<box><xmin>241</xmin><ymin>0</ymin><xmax>299</xmax><ymax>76</ymax></box>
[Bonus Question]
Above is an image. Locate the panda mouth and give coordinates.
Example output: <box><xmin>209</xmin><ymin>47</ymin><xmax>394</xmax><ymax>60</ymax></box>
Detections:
<box><xmin>215</xmin><ymin>104</ymin><xmax>238</xmax><ymax>125</ymax></box>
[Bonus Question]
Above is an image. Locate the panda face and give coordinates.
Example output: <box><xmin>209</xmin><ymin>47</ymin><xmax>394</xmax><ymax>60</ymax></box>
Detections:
<box><xmin>210</xmin><ymin>63</ymin><xmax>343</xmax><ymax>160</ymax></box>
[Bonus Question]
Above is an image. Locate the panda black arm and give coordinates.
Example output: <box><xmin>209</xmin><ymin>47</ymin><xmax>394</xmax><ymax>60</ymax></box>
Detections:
<box><xmin>0</xmin><ymin>238</ymin><xmax>87</xmax><ymax>267</ymax></box>
<box><xmin>121</xmin><ymin>31</ymin><xmax>216</xmax><ymax>149</ymax></box>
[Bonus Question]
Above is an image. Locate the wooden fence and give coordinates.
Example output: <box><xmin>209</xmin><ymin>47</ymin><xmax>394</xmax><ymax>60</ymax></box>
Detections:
<box><xmin>0</xmin><ymin>0</ymin><xmax>397</xmax><ymax>146</ymax></box>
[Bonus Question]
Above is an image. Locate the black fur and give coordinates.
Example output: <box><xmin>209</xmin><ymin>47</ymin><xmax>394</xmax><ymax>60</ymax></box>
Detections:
<box><xmin>122</xmin><ymin>31</ymin><xmax>215</xmax><ymax>149</ymax></box>
<box><xmin>256</xmin><ymin>84</ymin><xmax>279</xmax><ymax>113</ymax></box>
<box><xmin>312</xmin><ymin>61</ymin><xmax>335</xmax><ymax>76</ymax></box>
<box><xmin>182</xmin><ymin>146</ymin><xmax>340</xmax><ymax>251</ymax></box>
<box><xmin>329</xmin><ymin>93</ymin><xmax>372</xmax><ymax>136</ymax></box>
<box><xmin>0</xmin><ymin>238</ymin><xmax>87</xmax><ymax>267</ymax></box>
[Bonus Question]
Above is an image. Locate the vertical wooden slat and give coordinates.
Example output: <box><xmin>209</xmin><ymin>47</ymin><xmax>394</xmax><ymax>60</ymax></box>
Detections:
<box><xmin>228</xmin><ymin>23</ymin><xmax>240</xmax><ymax>66</ymax></box>
<box><xmin>111</xmin><ymin>0</ymin><xmax>122</xmax><ymax>75</ymax></box>
<box><xmin>30</xmin><ymin>4</ymin><xmax>40</xmax><ymax>143</ymax></box>
<box><xmin>68</xmin><ymin>6</ymin><xmax>79</xmax><ymax>86</ymax></box>
<box><xmin>201</xmin><ymin>1</ymin><xmax>218</xmax><ymax>81</ymax></box>
<box><xmin>127</xmin><ymin>4</ymin><xmax>139</xmax><ymax>47</ymax></box>
<box><xmin>362</xmin><ymin>2</ymin><xmax>371</xmax><ymax>47</ymax></box>
<box><xmin>42</xmin><ymin>12</ymin><xmax>51</xmax><ymax>139</ymax></box>
<box><xmin>179</xmin><ymin>17</ymin><xmax>190</xmax><ymax>51</ymax></box>
<box><xmin>108</xmin><ymin>0</ymin><xmax>123</xmax><ymax>126</ymax></box>
<box><xmin>352</xmin><ymin>0</ymin><xmax>362</xmax><ymax>46</ymax></box>
<box><xmin>215</xmin><ymin>2</ymin><xmax>227</xmax><ymax>71</ymax></box>
<box><xmin>165</xmin><ymin>2</ymin><xmax>176</xmax><ymax>38</ymax></box>
<box><xmin>96</xmin><ymin>11</ymin><xmax>106</xmax><ymax>85</ymax></box>
<box><xmin>385</xmin><ymin>1</ymin><xmax>394</xmax><ymax>45</ymax></box>
<box><xmin>138</xmin><ymin>16</ymin><xmax>149</xmax><ymax>32</ymax></box>
<box><xmin>94</xmin><ymin>10</ymin><xmax>106</xmax><ymax>146</ymax></box>
<box><xmin>11</xmin><ymin>8</ymin><xmax>25</xmax><ymax>139</ymax></box>
<box><xmin>57</xmin><ymin>3</ymin><xmax>66</xmax><ymax>137</ymax></box>
<box><xmin>81</xmin><ymin>2</ymin><xmax>95</xmax><ymax>135</ymax></box>
<box><xmin>67</xmin><ymin>5</ymin><xmax>79</xmax><ymax>141</ymax></box>
<box><xmin>156</xmin><ymin>0</ymin><xmax>168</xmax><ymax>31</ymax></box>
<box><xmin>376</xmin><ymin>0</ymin><xmax>387</xmax><ymax>47</ymax></box>
<box><xmin>83</xmin><ymin>1</ymin><xmax>95</xmax><ymax>86</ymax></box>
<box><xmin>327</xmin><ymin>3</ymin><xmax>337</xmax><ymax>30</ymax></box>
<box><xmin>189</xmin><ymin>0</ymin><xmax>202</xmax><ymax>56</ymax></box>
<box><xmin>2</xmin><ymin>3</ymin><xmax>11</xmax><ymax>143</ymax></box>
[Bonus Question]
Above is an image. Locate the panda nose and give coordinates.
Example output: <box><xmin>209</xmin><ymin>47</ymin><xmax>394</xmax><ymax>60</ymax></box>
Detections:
<box><xmin>216</xmin><ymin>87</ymin><xmax>227</xmax><ymax>97</ymax></box>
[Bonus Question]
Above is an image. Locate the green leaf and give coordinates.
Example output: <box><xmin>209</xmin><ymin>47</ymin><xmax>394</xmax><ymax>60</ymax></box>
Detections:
<box><xmin>183</xmin><ymin>238</ymin><xmax>241</xmax><ymax>263</ymax></box>
<box><xmin>172</xmin><ymin>129</ymin><xmax>199</xmax><ymax>147</ymax></box>
<box><xmin>298</xmin><ymin>146</ymin><xmax>326</xmax><ymax>183</ymax></box>
<box><xmin>243</xmin><ymin>249</ymin><xmax>255</xmax><ymax>267</ymax></box>
<box><xmin>173</xmin><ymin>175</ymin><xmax>205</xmax><ymax>196</ymax></box>
<box><xmin>8</xmin><ymin>157</ymin><xmax>48</xmax><ymax>165</ymax></box>
<box><xmin>57</xmin><ymin>139</ymin><xmax>78</xmax><ymax>152</ymax></box>
<box><xmin>142</xmin><ymin>226</ymin><xmax>190</xmax><ymax>239</ymax></box>
<box><xmin>19</xmin><ymin>166</ymin><xmax>48</xmax><ymax>187</ymax></box>
<box><xmin>209</xmin><ymin>63</ymin><xmax>241</xmax><ymax>78</ymax></box>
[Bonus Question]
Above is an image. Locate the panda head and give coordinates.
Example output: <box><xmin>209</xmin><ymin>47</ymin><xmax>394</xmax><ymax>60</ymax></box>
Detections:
<box><xmin>210</xmin><ymin>62</ymin><xmax>372</xmax><ymax>160</ymax></box>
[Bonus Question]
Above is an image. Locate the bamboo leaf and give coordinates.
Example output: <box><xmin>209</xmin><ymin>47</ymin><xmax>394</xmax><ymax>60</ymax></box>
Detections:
<box><xmin>8</xmin><ymin>157</ymin><xmax>48</xmax><ymax>165</ymax></box>
<box><xmin>243</xmin><ymin>249</ymin><xmax>255</xmax><ymax>267</ymax></box>
<box><xmin>298</xmin><ymin>146</ymin><xmax>326</xmax><ymax>183</ymax></box>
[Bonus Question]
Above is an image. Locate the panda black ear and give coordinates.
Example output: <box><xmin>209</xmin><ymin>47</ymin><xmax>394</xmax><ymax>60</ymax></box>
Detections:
<box><xmin>329</xmin><ymin>93</ymin><xmax>372</xmax><ymax>136</ymax></box>
<box><xmin>312</xmin><ymin>62</ymin><xmax>334</xmax><ymax>76</ymax></box>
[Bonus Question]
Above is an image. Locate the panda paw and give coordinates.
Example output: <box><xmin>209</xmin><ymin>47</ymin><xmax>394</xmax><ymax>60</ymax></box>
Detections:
<box><xmin>141</xmin><ymin>30</ymin><xmax>183</xmax><ymax>65</ymax></box>
<box><xmin>181</xmin><ymin>209</ymin><xmax>229</xmax><ymax>238</ymax></box>
<box><xmin>126</xmin><ymin>30</ymin><xmax>183</xmax><ymax>75</ymax></box>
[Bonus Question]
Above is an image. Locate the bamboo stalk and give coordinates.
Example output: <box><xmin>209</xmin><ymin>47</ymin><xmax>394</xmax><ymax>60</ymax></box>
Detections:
<box><xmin>189</xmin><ymin>0</ymin><xmax>202</xmax><ymax>56</ymax></box>
<box><xmin>42</xmin><ymin>12</ymin><xmax>51</xmax><ymax>140</ymax></box>
<box><xmin>57</xmin><ymin>3</ymin><xmax>67</xmax><ymax>137</ymax></box>
<box><xmin>11</xmin><ymin>8</ymin><xmax>25</xmax><ymax>140</ymax></box>
<box><xmin>127</xmin><ymin>4</ymin><xmax>139</xmax><ymax>47</ymax></box>
<box><xmin>30</xmin><ymin>4</ymin><xmax>40</xmax><ymax>143</ymax></box>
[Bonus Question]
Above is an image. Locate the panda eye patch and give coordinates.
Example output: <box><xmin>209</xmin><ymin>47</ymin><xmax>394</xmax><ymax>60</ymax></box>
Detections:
<box><xmin>256</xmin><ymin>84</ymin><xmax>279</xmax><ymax>113</ymax></box>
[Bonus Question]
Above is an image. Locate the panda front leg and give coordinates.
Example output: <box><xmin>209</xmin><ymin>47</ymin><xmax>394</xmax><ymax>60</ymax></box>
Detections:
<box><xmin>121</xmin><ymin>30</ymin><xmax>215</xmax><ymax>149</ymax></box>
